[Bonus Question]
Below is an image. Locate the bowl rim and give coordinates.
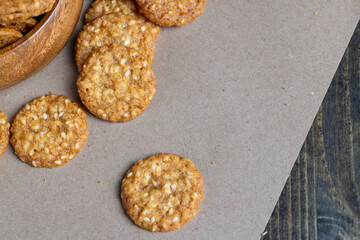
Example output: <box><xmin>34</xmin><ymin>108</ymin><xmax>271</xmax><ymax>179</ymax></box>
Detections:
<box><xmin>0</xmin><ymin>0</ymin><xmax>60</xmax><ymax>54</ymax></box>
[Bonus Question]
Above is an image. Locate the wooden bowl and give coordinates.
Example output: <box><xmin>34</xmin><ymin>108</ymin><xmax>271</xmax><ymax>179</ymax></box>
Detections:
<box><xmin>0</xmin><ymin>0</ymin><xmax>83</xmax><ymax>90</ymax></box>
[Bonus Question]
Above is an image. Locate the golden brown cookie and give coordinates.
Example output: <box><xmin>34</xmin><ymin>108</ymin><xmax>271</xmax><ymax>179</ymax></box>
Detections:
<box><xmin>75</xmin><ymin>12</ymin><xmax>156</xmax><ymax>71</ymax></box>
<box><xmin>0</xmin><ymin>0</ymin><xmax>55</xmax><ymax>23</ymax></box>
<box><xmin>121</xmin><ymin>153</ymin><xmax>204</xmax><ymax>232</ymax></box>
<box><xmin>0</xmin><ymin>0</ymin><xmax>43</xmax><ymax>15</ymax></box>
<box><xmin>0</xmin><ymin>28</ymin><xmax>23</xmax><ymax>48</ymax></box>
<box><xmin>84</xmin><ymin>0</ymin><xmax>160</xmax><ymax>37</ymax></box>
<box><xmin>136</xmin><ymin>0</ymin><xmax>206</xmax><ymax>26</ymax></box>
<box><xmin>10</xmin><ymin>94</ymin><xmax>88</xmax><ymax>168</ymax></box>
<box><xmin>0</xmin><ymin>18</ymin><xmax>37</xmax><ymax>33</ymax></box>
<box><xmin>0</xmin><ymin>110</ymin><xmax>10</xmax><ymax>158</ymax></box>
<box><xmin>77</xmin><ymin>44</ymin><xmax>156</xmax><ymax>122</ymax></box>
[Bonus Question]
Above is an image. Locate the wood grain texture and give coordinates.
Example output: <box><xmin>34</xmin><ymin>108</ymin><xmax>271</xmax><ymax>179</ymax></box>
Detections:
<box><xmin>263</xmin><ymin>20</ymin><xmax>360</xmax><ymax>240</ymax></box>
<box><xmin>0</xmin><ymin>0</ymin><xmax>83</xmax><ymax>90</ymax></box>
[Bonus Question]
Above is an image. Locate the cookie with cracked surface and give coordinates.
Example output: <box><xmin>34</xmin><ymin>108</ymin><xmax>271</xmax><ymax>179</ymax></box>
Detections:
<box><xmin>136</xmin><ymin>0</ymin><xmax>206</xmax><ymax>26</ymax></box>
<box><xmin>77</xmin><ymin>44</ymin><xmax>156</xmax><ymax>122</ymax></box>
<box><xmin>75</xmin><ymin>12</ymin><xmax>156</xmax><ymax>71</ymax></box>
<box><xmin>84</xmin><ymin>0</ymin><xmax>160</xmax><ymax>37</ymax></box>
<box><xmin>0</xmin><ymin>110</ymin><xmax>10</xmax><ymax>158</ymax></box>
<box><xmin>0</xmin><ymin>28</ymin><xmax>22</xmax><ymax>48</ymax></box>
<box><xmin>10</xmin><ymin>94</ymin><xmax>88</xmax><ymax>168</ymax></box>
<box><xmin>121</xmin><ymin>153</ymin><xmax>204</xmax><ymax>232</ymax></box>
<box><xmin>0</xmin><ymin>0</ymin><xmax>55</xmax><ymax>23</ymax></box>
<box><xmin>0</xmin><ymin>18</ymin><xmax>37</xmax><ymax>33</ymax></box>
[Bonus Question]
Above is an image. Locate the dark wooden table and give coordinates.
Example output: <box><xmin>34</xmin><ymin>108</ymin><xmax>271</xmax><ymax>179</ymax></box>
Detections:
<box><xmin>263</xmin><ymin>21</ymin><xmax>360</xmax><ymax>240</ymax></box>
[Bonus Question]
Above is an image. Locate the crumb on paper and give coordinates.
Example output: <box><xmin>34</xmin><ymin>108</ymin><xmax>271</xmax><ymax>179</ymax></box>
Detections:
<box><xmin>98</xmin><ymin>181</ymin><xmax>103</xmax><ymax>184</ymax></box>
<box><xmin>211</xmin><ymin>161</ymin><xmax>215</xmax><ymax>165</ymax></box>
<box><xmin>314</xmin><ymin>11</ymin><xmax>318</xmax><ymax>16</ymax></box>
<box><xmin>44</xmin><ymin>178</ymin><xmax>47</xmax><ymax>182</ymax></box>
<box><xmin>24</xmin><ymin>96</ymin><xmax>26</xmax><ymax>99</ymax></box>
<box><xmin>49</xmin><ymin>91</ymin><xmax>53</xmax><ymax>95</ymax></box>
<box><xmin>311</xmin><ymin>92</ymin><xmax>315</xmax><ymax>95</ymax></box>
<box><xmin>261</xmin><ymin>231</ymin><xmax>268</xmax><ymax>237</ymax></box>
<box><xmin>15</xmin><ymin>180</ymin><xmax>19</xmax><ymax>183</ymax></box>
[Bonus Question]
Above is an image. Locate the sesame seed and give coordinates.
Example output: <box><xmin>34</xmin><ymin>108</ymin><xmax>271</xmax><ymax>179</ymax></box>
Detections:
<box><xmin>124</xmin><ymin>70</ymin><xmax>130</xmax><ymax>77</ymax></box>
<box><xmin>124</xmin><ymin>39</ymin><xmax>130</xmax><ymax>46</ymax></box>
<box><xmin>61</xmin><ymin>132</ymin><xmax>66</xmax><ymax>138</ymax></box>
<box><xmin>141</xmin><ymin>26</ymin><xmax>146</xmax><ymax>31</ymax></box>
<box><xmin>94</xmin><ymin>29</ymin><xmax>100</xmax><ymax>33</ymax></box>
<box><xmin>152</xmin><ymin>165</ymin><xmax>156</xmax><ymax>170</ymax></box>
<box><xmin>144</xmin><ymin>193</ymin><xmax>148</xmax><ymax>197</ymax></box>
<box><xmin>127</xmin><ymin>172</ymin><xmax>133</xmax><ymax>177</ymax></box>
<box><xmin>169</xmin><ymin>208</ymin><xmax>174</xmax><ymax>214</ymax></box>
<box><xmin>143</xmin><ymin>61</ymin><xmax>148</xmax><ymax>67</ymax></box>
<box><xmin>120</xmin><ymin>59</ymin><xmax>126</xmax><ymax>65</ymax></box>
<box><xmin>43</xmin><ymin>114</ymin><xmax>47</xmax><ymax>119</ymax></box>
<box><xmin>34</xmin><ymin>116</ymin><xmax>38</xmax><ymax>120</ymax></box>
<box><xmin>32</xmin><ymin>161</ymin><xmax>36</xmax><ymax>166</ymax></box>
<box><xmin>152</xmin><ymin>181</ymin><xmax>158</xmax><ymax>186</ymax></box>
<box><xmin>150</xmin><ymin>196</ymin><xmax>154</xmax><ymax>201</ymax></box>
<box><xmin>75</xmin><ymin>143</ymin><xmax>79</xmax><ymax>149</ymax></box>
<box><xmin>40</xmin><ymin>132</ymin><xmax>44</xmax><ymax>136</ymax></box>
<box><xmin>102</xmin><ymin>114</ymin><xmax>107</xmax><ymax>118</ymax></box>
<box><xmin>59</xmin><ymin>112</ymin><xmax>64</xmax><ymax>117</ymax></box>
<box><xmin>151</xmin><ymin>217</ymin><xmax>155</xmax><ymax>223</ymax></box>
<box><xmin>61</xmin><ymin>156</ymin><xmax>66</xmax><ymax>159</ymax></box>
<box><xmin>26</xmin><ymin>105</ymin><xmax>30</xmax><ymax>110</ymax></box>
<box><xmin>144</xmin><ymin>217</ymin><xmax>150</xmax><ymax>222</ymax></box>
<box><xmin>136</xmin><ymin>171</ymin><xmax>140</xmax><ymax>176</ymax></box>
<box><xmin>145</xmin><ymin>174</ymin><xmax>150</xmax><ymax>179</ymax></box>
<box><xmin>173</xmin><ymin>217</ymin><xmax>179</xmax><ymax>222</ymax></box>
<box><xmin>55</xmin><ymin>160</ymin><xmax>62</xmax><ymax>164</ymax></box>
<box><xmin>65</xmin><ymin>99</ymin><xmax>69</xmax><ymax>104</ymax></box>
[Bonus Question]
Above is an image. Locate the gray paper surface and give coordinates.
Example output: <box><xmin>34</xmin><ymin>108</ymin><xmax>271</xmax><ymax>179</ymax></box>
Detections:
<box><xmin>0</xmin><ymin>1</ymin><xmax>359</xmax><ymax>239</ymax></box>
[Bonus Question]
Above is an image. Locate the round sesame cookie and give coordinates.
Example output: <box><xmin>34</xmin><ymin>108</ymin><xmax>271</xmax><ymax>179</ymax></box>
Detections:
<box><xmin>77</xmin><ymin>44</ymin><xmax>156</xmax><ymax>122</ymax></box>
<box><xmin>0</xmin><ymin>0</ymin><xmax>45</xmax><ymax>15</ymax></box>
<box><xmin>0</xmin><ymin>28</ymin><xmax>23</xmax><ymax>48</ymax></box>
<box><xmin>0</xmin><ymin>0</ymin><xmax>55</xmax><ymax>23</ymax></box>
<box><xmin>84</xmin><ymin>0</ymin><xmax>160</xmax><ymax>37</ymax></box>
<box><xmin>75</xmin><ymin>12</ymin><xmax>156</xmax><ymax>71</ymax></box>
<box><xmin>136</xmin><ymin>0</ymin><xmax>206</xmax><ymax>26</ymax></box>
<box><xmin>0</xmin><ymin>110</ymin><xmax>10</xmax><ymax>158</ymax></box>
<box><xmin>121</xmin><ymin>153</ymin><xmax>204</xmax><ymax>232</ymax></box>
<box><xmin>10</xmin><ymin>94</ymin><xmax>88</xmax><ymax>168</ymax></box>
<box><xmin>0</xmin><ymin>18</ymin><xmax>37</xmax><ymax>34</ymax></box>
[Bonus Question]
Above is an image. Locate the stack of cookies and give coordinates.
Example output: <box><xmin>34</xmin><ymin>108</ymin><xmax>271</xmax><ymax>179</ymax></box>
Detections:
<box><xmin>75</xmin><ymin>0</ymin><xmax>160</xmax><ymax>122</ymax></box>
<box><xmin>76</xmin><ymin>0</ymin><xmax>206</xmax><ymax>122</ymax></box>
<box><xmin>0</xmin><ymin>0</ymin><xmax>56</xmax><ymax>49</ymax></box>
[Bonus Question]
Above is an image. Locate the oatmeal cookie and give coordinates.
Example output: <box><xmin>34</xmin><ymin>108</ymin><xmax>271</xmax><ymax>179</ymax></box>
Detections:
<box><xmin>75</xmin><ymin>12</ymin><xmax>156</xmax><ymax>71</ymax></box>
<box><xmin>77</xmin><ymin>44</ymin><xmax>156</xmax><ymax>122</ymax></box>
<box><xmin>121</xmin><ymin>153</ymin><xmax>204</xmax><ymax>231</ymax></box>
<box><xmin>10</xmin><ymin>94</ymin><xmax>88</xmax><ymax>168</ymax></box>
<box><xmin>135</xmin><ymin>0</ymin><xmax>206</xmax><ymax>26</ymax></box>
<box><xmin>0</xmin><ymin>110</ymin><xmax>10</xmax><ymax>158</ymax></box>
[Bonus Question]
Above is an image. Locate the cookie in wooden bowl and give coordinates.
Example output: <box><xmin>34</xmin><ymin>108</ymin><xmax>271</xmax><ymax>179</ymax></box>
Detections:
<box><xmin>0</xmin><ymin>0</ymin><xmax>83</xmax><ymax>90</ymax></box>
